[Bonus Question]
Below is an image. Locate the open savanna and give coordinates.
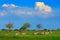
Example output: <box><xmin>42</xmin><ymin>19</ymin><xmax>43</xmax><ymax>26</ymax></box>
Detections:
<box><xmin>0</xmin><ymin>30</ymin><xmax>60</xmax><ymax>40</ymax></box>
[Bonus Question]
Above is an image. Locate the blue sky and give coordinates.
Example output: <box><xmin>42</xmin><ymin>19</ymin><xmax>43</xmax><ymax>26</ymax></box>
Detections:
<box><xmin>0</xmin><ymin>0</ymin><xmax>60</xmax><ymax>30</ymax></box>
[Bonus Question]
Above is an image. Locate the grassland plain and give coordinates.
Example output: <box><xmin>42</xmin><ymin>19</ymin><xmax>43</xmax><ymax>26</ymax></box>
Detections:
<box><xmin>0</xmin><ymin>30</ymin><xmax>60</xmax><ymax>40</ymax></box>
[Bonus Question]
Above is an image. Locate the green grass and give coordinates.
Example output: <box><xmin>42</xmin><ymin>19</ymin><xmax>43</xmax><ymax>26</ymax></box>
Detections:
<box><xmin>0</xmin><ymin>30</ymin><xmax>60</xmax><ymax>40</ymax></box>
<box><xmin>0</xmin><ymin>35</ymin><xmax>60</xmax><ymax>40</ymax></box>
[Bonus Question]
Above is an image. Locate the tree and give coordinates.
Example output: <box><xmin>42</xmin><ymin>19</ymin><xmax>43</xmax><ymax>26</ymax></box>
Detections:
<box><xmin>6</xmin><ymin>23</ymin><xmax>13</xmax><ymax>30</ymax></box>
<box><xmin>43</xmin><ymin>29</ymin><xmax>48</xmax><ymax>35</ymax></box>
<box><xmin>20</xmin><ymin>22</ymin><xmax>31</xmax><ymax>30</ymax></box>
<box><xmin>37</xmin><ymin>24</ymin><xmax>42</xmax><ymax>30</ymax></box>
<box><xmin>2</xmin><ymin>29</ymin><xmax>6</xmax><ymax>31</ymax></box>
<box><xmin>44</xmin><ymin>29</ymin><xmax>48</xmax><ymax>31</ymax></box>
<box><xmin>33</xmin><ymin>24</ymin><xmax>42</xmax><ymax>35</ymax></box>
<box><xmin>14</xmin><ymin>29</ymin><xmax>19</xmax><ymax>31</ymax></box>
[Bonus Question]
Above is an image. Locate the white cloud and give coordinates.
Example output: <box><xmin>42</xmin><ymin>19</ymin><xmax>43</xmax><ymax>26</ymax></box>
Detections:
<box><xmin>35</xmin><ymin>2</ymin><xmax>53</xmax><ymax>18</ymax></box>
<box><xmin>44</xmin><ymin>6</ymin><xmax>51</xmax><ymax>12</ymax></box>
<box><xmin>2</xmin><ymin>4</ymin><xmax>9</xmax><ymax>7</ymax></box>
<box><xmin>2</xmin><ymin>4</ymin><xmax>17</xmax><ymax>8</ymax></box>
<box><xmin>10</xmin><ymin>4</ymin><xmax>17</xmax><ymax>7</ymax></box>
<box><xmin>36</xmin><ymin>2</ymin><xmax>52</xmax><ymax>13</ymax></box>
<box><xmin>0</xmin><ymin>3</ymin><xmax>54</xmax><ymax>18</ymax></box>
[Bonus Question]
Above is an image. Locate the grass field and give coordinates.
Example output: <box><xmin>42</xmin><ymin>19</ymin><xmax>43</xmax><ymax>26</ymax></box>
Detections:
<box><xmin>0</xmin><ymin>30</ymin><xmax>60</xmax><ymax>40</ymax></box>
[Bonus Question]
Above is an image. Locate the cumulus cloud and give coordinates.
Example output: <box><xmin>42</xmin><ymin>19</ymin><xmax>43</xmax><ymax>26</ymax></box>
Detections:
<box><xmin>0</xmin><ymin>3</ymin><xmax>54</xmax><ymax>18</ymax></box>
<box><xmin>36</xmin><ymin>2</ymin><xmax>51</xmax><ymax>13</ymax></box>
<box><xmin>35</xmin><ymin>2</ymin><xmax>53</xmax><ymax>18</ymax></box>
